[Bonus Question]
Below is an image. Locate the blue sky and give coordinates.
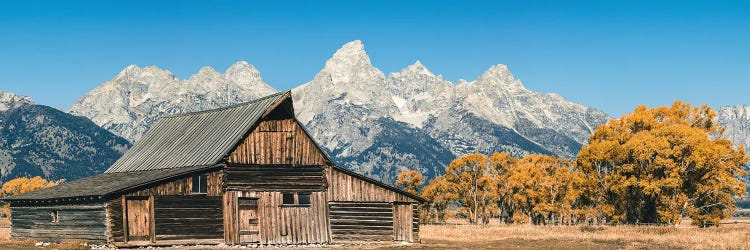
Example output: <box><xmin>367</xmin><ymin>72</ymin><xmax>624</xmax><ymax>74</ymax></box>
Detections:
<box><xmin>0</xmin><ymin>1</ymin><xmax>748</xmax><ymax>116</ymax></box>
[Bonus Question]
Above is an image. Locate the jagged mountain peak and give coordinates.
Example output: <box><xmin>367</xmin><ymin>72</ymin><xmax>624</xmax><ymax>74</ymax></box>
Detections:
<box><xmin>71</xmin><ymin>61</ymin><xmax>277</xmax><ymax>142</ymax></box>
<box><xmin>323</xmin><ymin>40</ymin><xmax>373</xmax><ymax>71</ymax></box>
<box><xmin>114</xmin><ymin>64</ymin><xmax>175</xmax><ymax>81</ymax></box>
<box><xmin>197</xmin><ymin>66</ymin><xmax>220</xmax><ymax>75</ymax></box>
<box><xmin>475</xmin><ymin>64</ymin><xmax>526</xmax><ymax>92</ymax></box>
<box><xmin>0</xmin><ymin>89</ymin><xmax>34</xmax><ymax>111</ymax></box>
<box><xmin>226</xmin><ymin>61</ymin><xmax>260</xmax><ymax>74</ymax></box>
<box><xmin>401</xmin><ymin>60</ymin><xmax>435</xmax><ymax>76</ymax></box>
<box><xmin>225</xmin><ymin>61</ymin><xmax>267</xmax><ymax>87</ymax></box>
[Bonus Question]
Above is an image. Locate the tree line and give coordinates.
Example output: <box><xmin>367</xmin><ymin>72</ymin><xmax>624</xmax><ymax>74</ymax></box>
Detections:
<box><xmin>396</xmin><ymin>101</ymin><xmax>748</xmax><ymax>227</ymax></box>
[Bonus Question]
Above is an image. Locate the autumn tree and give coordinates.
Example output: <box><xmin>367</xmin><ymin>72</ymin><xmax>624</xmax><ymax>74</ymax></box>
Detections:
<box><xmin>443</xmin><ymin>154</ymin><xmax>495</xmax><ymax>224</ymax></box>
<box><xmin>488</xmin><ymin>152</ymin><xmax>517</xmax><ymax>223</ymax></box>
<box><xmin>577</xmin><ymin>101</ymin><xmax>748</xmax><ymax>226</ymax></box>
<box><xmin>501</xmin><ymin>154</ymin><xmax>580</xmax><ymax>225</ymax></box>
<box><xmin>1</xmin><ymin>176</ymin><xmax>61</xmax><ymax>215</ymax></box>
<box><xmin>395</xmin><ymin>170</ymin><xmax>424</xmax><ymax>196</ymax></box>
<box><xmin>421</xmin><ymin>176</ymin><xmax>455</xmax><ymax>223</ymax></box>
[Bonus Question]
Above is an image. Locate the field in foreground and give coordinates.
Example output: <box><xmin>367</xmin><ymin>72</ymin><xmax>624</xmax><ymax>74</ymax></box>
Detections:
<box><xmin>376</xmin><ymin>223</ymin><xmax>750</xmax><ymax>250</ymax></box>
<box><xmin>1</xmin><ymin>221</ymin><xmax>750</xmax><ymax>250</ymax></box>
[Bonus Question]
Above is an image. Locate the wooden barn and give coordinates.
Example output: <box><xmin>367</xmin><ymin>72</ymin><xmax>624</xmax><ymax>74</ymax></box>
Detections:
<box><xmin>3</xmin><ymin>91</ymin><xmax>424</xmax><ymax>246</ymax></box>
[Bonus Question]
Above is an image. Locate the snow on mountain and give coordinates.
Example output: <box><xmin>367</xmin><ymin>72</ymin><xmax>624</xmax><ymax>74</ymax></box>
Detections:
<box><xmin>0</xmin><ymin>89</ymin><xmax>130</xmax><ymax>182</ymax></box>
<box><xmin>69</xmin><ymin>40</ymin><xmax>611</xmax><ymax>183</ymax></box>
<box><xmin>0</xmin><ymin>89</ymin><xmax>33</xmax><ymax>111</ymax></box>
<box><xmin>718</xmin><ymin>105</ymin><xmax>750</xmax><ymax>152</ymax></box>
<box><xmin>293</xmin><ymin>40</ymin><xmax>611</xmax><ymax>182</ymax></box>
<box><xmin>69</xmin><ymin>61</ymin><xmax>277</xmax><ymax>142</ymax></box>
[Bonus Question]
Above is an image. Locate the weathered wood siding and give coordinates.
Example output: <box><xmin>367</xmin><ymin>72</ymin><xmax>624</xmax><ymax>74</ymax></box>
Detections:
<box><xmin>224</xmin><ymin>191</ymin><xmax>330</xmax><ymax>245</ymax></box>
<box><xmin>228</xmin><ymin>118</ymin><xmax>327</xmax><ymax>166</ymax></box>
<box><xmin>126</xmin><ymin>170</ymin><xmax>223</xmax><ymax>197</ymax></box>
<box><xmin>154</xmin><ymin>196</ymin><xmax>224</xmax><ymax>241</ymax></box>
<box><xmin>10</xmin><ymin>203</ymin><xmax>107</xmax><ymax>243</ymax></box>
<box><xmin>225</xmin><ymin>164</ymin><xmax>327</xmax><ymax>192</ymax></box>
<box><xmin>412</xmin><ymin>204</ymin><xmax>420</xmax><ymax>241</ymax></box>
<box><xmin>326</xmin><ymin>167</ymin><xmax>418</xmax><ymax>203</ymax></box>
<box><xmin>393</xmin><ymin>203</ymin><xmax>414</xmax><ymax>242</ymax></box>
<box><xmin>107</xmin><ymin>197</ymin><xmax>125</xmax><ymax>242</ymax></box>
<box><xmin>106</xmin><ymin>169</ymin><xmax>224</xmax><ymax>243</ymax></box>
<box><xmin>328</xmin><ymin>202</ymin><xmax>393</xmax><ymax>241</ymax></box>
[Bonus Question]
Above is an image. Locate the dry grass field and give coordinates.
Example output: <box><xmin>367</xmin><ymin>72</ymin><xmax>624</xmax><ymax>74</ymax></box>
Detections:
<box><xmin>0</xmin><ymin>218</ymin><xmax>749</xmax><ymax>249</ymax></box>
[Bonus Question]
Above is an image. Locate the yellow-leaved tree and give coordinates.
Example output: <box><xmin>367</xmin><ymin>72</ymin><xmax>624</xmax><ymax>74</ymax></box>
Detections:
<box><xmin>421</xmin><ymin>176</ymin><xmax>455</xmax><ymax>223</ymax></box>
<box><xmin>1</xmin><ymin>176</ymin><xmax>61</xmax><ymax>215</ymax></box>
<box><xmin>442</xmin><ymin>154</ymin><xmax>496</xmax><ymax>224</ymax></box>
<box><xmin>577</xmin><ymin>101</ymin><xmax>748</xmax><ymax>226</ymax></box>
<box><xmin>395</xmin><ymin>170</ymin><xmax>424</xmax><ymax>196</ymax></box>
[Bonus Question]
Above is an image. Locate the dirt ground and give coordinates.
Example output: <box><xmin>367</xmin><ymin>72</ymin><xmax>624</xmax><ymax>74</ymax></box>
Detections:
<box><xmin>1</xmin><ymin>218</ymin><xmax>749</xmax><ymax>250</ymax></box>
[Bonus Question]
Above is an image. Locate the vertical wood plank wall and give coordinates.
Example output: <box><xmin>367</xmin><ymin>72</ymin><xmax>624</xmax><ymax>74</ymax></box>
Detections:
<box><xmin>393</xmin><ymin>203</ymin><xmax>414</xmax><ymax>242</ymax></box>
<box><xmin>325</xmin><ymin>167</ymin><xmax>418</xmax><ymax>203</ymax></box>
<box><xmin>224</xmin><ymin>191</ymin><xmax>330</xmax><ymax>245</ymax></box>
<box><xmin>228</xmin><ymin>118</ymin><xmax>326</xmax><ymax>166</ymax></box>
<box><xmin>125</xmin><ymin>170</ymin><xmax>223</xmax><ymax>197</ymax></box>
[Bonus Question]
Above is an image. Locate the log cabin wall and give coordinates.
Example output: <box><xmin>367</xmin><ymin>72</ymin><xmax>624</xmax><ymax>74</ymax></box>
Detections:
<box><xmin>153</xmin><ymin>196</ymin><xmax>223</xmax><ymax>241</ymax></box>
<box><xmin>223</xmin><ymin>191</ymin><xmax>330</xmax><ymax>245</ymax></box>
<box><xmin>328</xmin><ymin>202</ymin><xmax>393</xmax><ymax>241</ymax></box>
<box><xmin>224</xmin><ymin>164</ymin><xmax>327</xmax><ymax>192</ymax></box>
<box><xmin>10</xmin><ymin>202</ymin><xmax>107</xmax><ymax>243</ymax></box>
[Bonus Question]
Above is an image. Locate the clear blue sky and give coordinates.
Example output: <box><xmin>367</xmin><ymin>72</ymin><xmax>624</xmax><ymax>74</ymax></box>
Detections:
<box><xmin>0</xmin><ymin>1</ymin><xmax>748</xmax><ymax>116</ymax></box>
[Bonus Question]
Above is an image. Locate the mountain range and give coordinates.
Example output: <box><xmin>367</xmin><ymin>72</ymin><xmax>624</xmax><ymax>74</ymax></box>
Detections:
<box><xmin>68</xmin><ymin>40</ymin><xmax>611</xmax><ymax>183</ymax></box>
<box><xmin>3</xmin><ymin>40</ymin><xmax>750</xmax><ymax>184</ymax></box>
<box><xmin>0</xmin><ymin>90</ymin><xmax>130</xmax><ymax>182</ymax></box>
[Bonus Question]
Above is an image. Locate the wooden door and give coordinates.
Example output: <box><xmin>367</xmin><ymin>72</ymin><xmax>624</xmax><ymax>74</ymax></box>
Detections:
<box><xmin>127</xmin><ymin>198</ymin><xmax>151</xmax><ymax>241</ymax></box>
<box><xmin>393</xmin><ymin>203</ymin><xmax>414</xmax><ymax>242</ymax></box>
<box><xmin>238</xmin><ymin>198</ymin><xmax>260</xmax><ymax>243</ymax></box>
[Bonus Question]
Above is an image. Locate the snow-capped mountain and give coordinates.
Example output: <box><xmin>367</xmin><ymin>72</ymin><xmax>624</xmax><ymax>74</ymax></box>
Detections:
<box><xmin>293</xmin><ymin>40</ymin><xmax>611</xmax><ymax>182</ymax></box>
<box><xmin>0</xmin><ymin>89</ymin><xmax>130</xmax><ymax>182</ymax></box>
<box><xmin>718</xmin><ymin>105</ymin><xmax>750</xmax><ymax>152</ymax></box>
<box><xmin>69</xmin><ymin>61</ymin><xmax>277</xmax><ymax>142</ymax></box>
<box><xmin>0</xmin><ymin>89</ymin><xmax>33</xmax><ymax>112</ymax></box>
<box><xmin>70</xmin><ymin>40</ymin><xmax>610</xmax><ymax>183</ymax></box>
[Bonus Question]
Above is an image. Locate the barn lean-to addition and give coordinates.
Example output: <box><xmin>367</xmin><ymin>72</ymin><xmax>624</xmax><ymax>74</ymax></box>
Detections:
<box><xmin>3</xmin><ymin>91</ymin><xmax>424</xmax><ymax>247</ymax></box>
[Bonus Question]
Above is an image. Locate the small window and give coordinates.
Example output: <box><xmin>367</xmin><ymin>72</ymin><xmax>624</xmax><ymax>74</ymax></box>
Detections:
<box><xmin>50</xmin><ymin>211</ymin><xmax>58</xmax><ymax>223</ymax></box>
<box><xmin>282</xmin><ymin>193</ymin><xmax>295</xmax><ymax>205</ymax></box>
<box><xmin>192</xmin><ymin>174</ymin><xmax>207</xmax><ymax>194</ymax></box>
<box><xmin>298</xmin><ymin>193</ymin><xmax>311</xmax><ymax>205</ymax></box>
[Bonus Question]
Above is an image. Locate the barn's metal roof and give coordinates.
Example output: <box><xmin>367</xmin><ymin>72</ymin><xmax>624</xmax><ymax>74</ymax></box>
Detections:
<box><xmin>4</xmin><ymin>164</ymin><xmax>221</xmax><ymax>201</ymax></box>
<box><xmin>105</xmin><ymin>91</ymin><xmax>289</xmax><ymax>173</ymax></box>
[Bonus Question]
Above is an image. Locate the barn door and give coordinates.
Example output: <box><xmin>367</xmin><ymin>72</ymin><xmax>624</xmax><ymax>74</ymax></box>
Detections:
<box><xmin>238</xmin><ymin>197</ymin><xmax>260</xmax><ymax>243</ymax></box>
<box><xmin>126</xmin><ymin>197</ymin><xmax>151</xmax><ymax>241</ymax></box>
<box><xmin>393</xmin><ymin>203</ymin><xmax>414</xmax><ymax>242</ymax></box>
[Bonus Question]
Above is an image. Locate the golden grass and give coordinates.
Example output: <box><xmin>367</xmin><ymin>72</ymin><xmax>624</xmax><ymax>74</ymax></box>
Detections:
<box><xmin>415</xmin><ymin>223</ymin><xmax>750</xmax><ymax>250</ymax></box>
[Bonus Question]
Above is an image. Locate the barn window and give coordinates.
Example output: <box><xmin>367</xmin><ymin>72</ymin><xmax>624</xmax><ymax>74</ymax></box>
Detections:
<box><xmin>50</xmin><ymin>211</ymin><xmax>58</xmax><ymax>223</ymax></box>
<box><xmin>192</xmin><ymin>174</ymin><xmax>207</xmax><ymax>194</ymax></box>
<box><xmin>282</xmin><ymin>193</ymin><xmax>311</xmax><ymax>207</ymax></box>
<box><xmin>283</xmin><ymin>193</ymin><xmax>295</xmax><ymax>205</ymax></box>
<box><xmin>298</xmin><ymin>193</ymin><xmax>311</xmax><ymax>205</ymax></box>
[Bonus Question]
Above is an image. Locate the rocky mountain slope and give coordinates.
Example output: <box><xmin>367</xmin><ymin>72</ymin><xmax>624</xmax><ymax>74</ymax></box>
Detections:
<box><xmin>293</xmin><ymin>40</ymin><xmax>611</xmax><ymax>182</ymax></box>
<box><xmin>69</xmin><ymin>61</ymin><xmax>277</xmax><ymax>142</ymax></box>
<box><xmin>718</xmin><ymin>105</ymin><xmax>750</xmax><ymax>152</ymax></box>
<box><xmin>0</xmin><ymin>89</ymin><xmax>130</xmax><ymax>182</ymax></box>
<box><xmin>70</xmin><ymin>40</ymin><xmax>611</xmax><ymax>183</ymax></box>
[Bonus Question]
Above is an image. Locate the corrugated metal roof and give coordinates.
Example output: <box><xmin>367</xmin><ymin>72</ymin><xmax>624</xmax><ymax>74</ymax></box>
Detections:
<box><xmin>105</xmin><ymin>91</ymin><xmax>289</xmax><ymax>173</ymax></box>
<box><xmin>5</xmin><ymin>165</ymin><xmax>221</xmax><ymax>201</ymax></box>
